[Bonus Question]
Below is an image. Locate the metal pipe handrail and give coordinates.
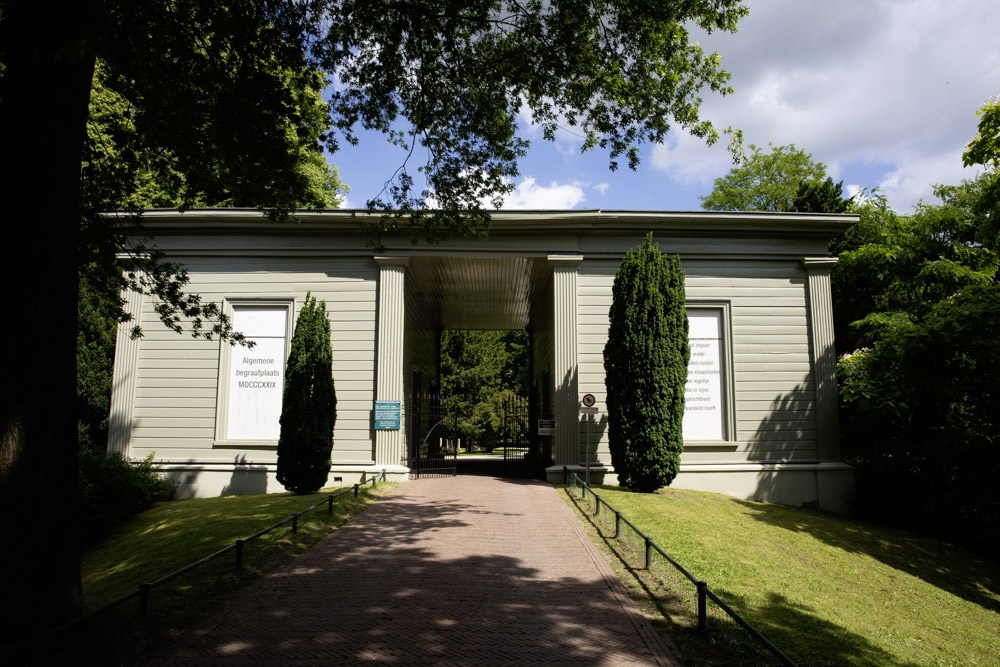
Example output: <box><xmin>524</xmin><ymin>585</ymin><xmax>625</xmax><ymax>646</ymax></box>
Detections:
<box><xmin>566</xmin><ymin>469</ymin><xmax>797</xmax><ymax>667</ymax></box>
<box><xmin>2</xmin><ymin>470</ymin><xmax>388</xmax><ymax>661</ymax></box>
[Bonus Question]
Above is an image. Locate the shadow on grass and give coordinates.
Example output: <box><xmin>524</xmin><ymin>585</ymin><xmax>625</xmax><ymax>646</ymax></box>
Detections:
<box><xmin>565</xmin><ymin>489</ymin><xmax>922</xmax><ymax>667</ymax></box>
<box><xmin>731</xmin><ymin>498</ymin><xmax>1000</xmax><ymax>615</ymax></box>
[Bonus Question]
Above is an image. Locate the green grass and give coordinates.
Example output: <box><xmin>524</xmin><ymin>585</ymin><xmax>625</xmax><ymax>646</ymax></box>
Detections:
<box><xmin>81</xmin><ymin>482</ymin><xmax>391</xmax><ymax>609</ymax></box>
<box><xmin>16</xmin><ymin>482</ymin><xmax>397</xmax><ymax>665</ymax></box>
<box><xmin>565</xmin><ymin>485</ymin><xmax>1000</xmax><ymax>667</ymax></box>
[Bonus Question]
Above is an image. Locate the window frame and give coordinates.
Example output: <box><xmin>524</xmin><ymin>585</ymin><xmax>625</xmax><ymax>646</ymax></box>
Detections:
<box><xmin>213</xmin><ymin>297</ymin><xmax>295</xmax><ymax>449</ymax></box>
<box><xmin>683</xmin><ymin>301</ymin><xmax>737</xmax><ymax>446</ymax></box>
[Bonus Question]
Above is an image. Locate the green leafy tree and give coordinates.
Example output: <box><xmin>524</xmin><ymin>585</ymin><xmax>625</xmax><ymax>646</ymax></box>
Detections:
<box><xmin>701</xmin><ymin>143</ymin><xmax>828</xmax><ymax>212</ymax></box>
<box><xmin>963</xmin><ymin>95</ymin><xmax>1000</xmax><ymax>245</ymax></box>
<box><xmin>790</xmin><ymin>176</ymin><xmax>850</xmax><ymax>214</ymax></box>
<box><xmin>440</xmin><ymin>330</ymin><xmax>528</xmax><ymax>450</ymax></box>
<box><xmin>836</xmin><ymin>101</ymin><xmax>1000</xmax><ymax>552</ymax></box>
<box><xmin>832</xmin><ymin>179</ymin><xmax>998</xmax><ymax>353</ymax></box>
<box><xmin>838</xmin><ymin>285</ymin><xmax>1000</xmax><ymax>553</ymax></box>
<box><xmin>277</xmin><ymin>295</ymin><xmax>337</xmax><ymax>495</ymax></box>
<box><xmin>604</xmin><ymin>234</ymin><xmax>689</xmax><ymax>492</ymax></box>
<box><xmin>1</xmin><ymin>0</ymin><xmax>747</xmax><ymax>634</ymax></box>
<box><xmin>76</xmin><ymin>60</ymin><xmax>347</xmax><ymax>464</ymax></box>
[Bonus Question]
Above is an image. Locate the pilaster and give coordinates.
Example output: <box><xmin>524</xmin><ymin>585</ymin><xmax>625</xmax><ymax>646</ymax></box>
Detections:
<box><xmin>374</xmin><ymin>257</ymin><xmax>408</xmax><ymax>467</ymax></box>
<box><xmin>803</xmin><ymin>257</ymin><xmax>840</xmax><ymax>462</ymax></box>
<box><xmin>548</xmin><ymin>255</ymin><xmax>584</xmax><ymax>466</ymax></box>
<box><xmin>107</xmin><ymin>284</ymin><xmax>144</xmax><ymax>455</ymax></box>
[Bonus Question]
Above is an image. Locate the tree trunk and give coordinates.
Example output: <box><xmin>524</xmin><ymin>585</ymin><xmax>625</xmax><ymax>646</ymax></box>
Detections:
<box><xmin>0</xmin><ymin>0</ymin><xmax>98</xmax><ymax>641</ymax></box>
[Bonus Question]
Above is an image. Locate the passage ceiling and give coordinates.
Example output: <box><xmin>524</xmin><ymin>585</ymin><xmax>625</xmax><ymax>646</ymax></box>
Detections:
<box><xmin>405</xmin><ymin>256</ymin><xmax>552</xmax><ymax>330</ymax></box>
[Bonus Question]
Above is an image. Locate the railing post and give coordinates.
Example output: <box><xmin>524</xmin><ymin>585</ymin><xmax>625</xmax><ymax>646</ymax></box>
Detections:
<box><xmin>235</xmin><ymin>539</ymin><xmax>245</xmax><ymax>570</ymax></box>
<box><xmin>139</xmin><ymin>583</ymin><xmax>150</xmax><ymax>616</ymax></box>
<box><xmin>697</xmin><ymin>581</ymin><xmax>708</xmax><ymax>631</ymax></box>
<box><xmin>645</xmin><ymin>537</ymin><xmax>653</xmax><ymax>569</ymax></box>
<box><xmin>292</xmin><ymin>513</ymin><xmax>299</xmax><ymax>534</ymax></box>
<box><xmin>328</xmin><ymin>495</ymin><xmax>334</xmax><ymax>514</ymax></box>
<box><xmin>595</xmin><ymin>495</ymin><xmax>601</xmax><ymax>516</ymax></box>
<box><xmin>354</xmin><ymin>483</ymin><xmax>359</xmax><ymax>497</ymax></box>
<box><xmin>615</xmin><ymin>511</ymin><xmax>621</xmax><ymax>539</ymax></box>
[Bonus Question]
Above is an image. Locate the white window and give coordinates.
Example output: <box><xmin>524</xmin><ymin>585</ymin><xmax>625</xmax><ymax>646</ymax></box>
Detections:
<box><xmin>683</xmin><ymin>305</ymin><xmax>734</xmax><ymax>443</ymax></box>
<box><xmin>216</xmin><ymin>301</ymin><xmax>293</xmax><ymax>445</ymax></box>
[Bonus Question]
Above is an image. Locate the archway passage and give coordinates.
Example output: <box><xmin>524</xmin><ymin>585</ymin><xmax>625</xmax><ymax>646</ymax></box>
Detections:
<box><xmin>402</xmin><ymin>256</ymin><xmax>555</xmax><ymax>480</ymax></box>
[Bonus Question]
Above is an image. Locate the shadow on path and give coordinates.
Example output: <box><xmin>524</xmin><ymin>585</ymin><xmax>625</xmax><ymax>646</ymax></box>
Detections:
<box><xmin>146</xmin><ymin>478</ymin><xmax>674</xmax><ymax>665</ymax></box>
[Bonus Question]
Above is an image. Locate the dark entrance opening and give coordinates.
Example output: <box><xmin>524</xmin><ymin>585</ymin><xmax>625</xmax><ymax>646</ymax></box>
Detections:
<box><xmin>404</xmin><ymin>329</ymin><xmax>550</xmax><ymax>479</ymax></box>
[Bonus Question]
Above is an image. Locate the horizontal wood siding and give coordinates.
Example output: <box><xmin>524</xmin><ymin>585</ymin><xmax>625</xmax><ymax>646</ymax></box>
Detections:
<box><xmin>130</xmin><ymin>255</ymin><xmax>378</xmax><ymax>466</ymax></box>
<box><xmin>577</xmin><ymin>257</ymin><xmax>817</xmax><ymax>465</ymax></box>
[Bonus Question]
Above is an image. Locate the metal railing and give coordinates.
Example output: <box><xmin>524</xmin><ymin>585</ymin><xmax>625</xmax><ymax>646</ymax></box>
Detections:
<box><xmin>565</xmin><ymin>469</ymin><xmax>797</xmax><ymax>667</ymax></box>
<box><xmin>3</xmin><ymin>471</ymin><xmax>387</xmax><ymax>661</ymax></box>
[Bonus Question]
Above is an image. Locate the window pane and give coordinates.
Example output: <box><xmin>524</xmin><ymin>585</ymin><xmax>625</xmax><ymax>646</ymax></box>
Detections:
<box><xmin>227</xmin><ymin>307</ymin><xmax>287</xmax><ymax>439</ymax></box>
<box><xmin>684</xmin><ymin>309</ymin><xmax>725</xmax><ymax>441</ymax></box>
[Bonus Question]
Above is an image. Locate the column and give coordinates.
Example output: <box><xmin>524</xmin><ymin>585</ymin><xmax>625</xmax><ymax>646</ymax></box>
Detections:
<box><xmin>548</xmin><ymin>255</ymin><xmax>583</xmax><ymax>466</ymax></box>
<box><xmin>107</xmin><ymin>283</ymin><xmax>144</xmax><ymax>455</ymax></box>
<box><xmin>374</xmin><ymin>256</ymin><xmax>408</xmax><ymax>467</ymax></box>
<box><xmin>804</xmin><ymin>257</ymin><xmax>841</xmax><ymax>462</ymax></box>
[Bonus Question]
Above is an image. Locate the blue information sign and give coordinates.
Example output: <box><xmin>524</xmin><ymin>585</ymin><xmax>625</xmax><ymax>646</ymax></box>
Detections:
<box><xmin>374</xmin><ymin>400</ymin><xmax>401</xmax><ymax>430</ymax></box>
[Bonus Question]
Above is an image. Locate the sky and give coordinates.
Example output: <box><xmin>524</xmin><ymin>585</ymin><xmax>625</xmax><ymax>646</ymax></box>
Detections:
<box><xmin>328</xmin><ymin>0</ymin><xmax>1000</xmax><ymax>215</ymax></box>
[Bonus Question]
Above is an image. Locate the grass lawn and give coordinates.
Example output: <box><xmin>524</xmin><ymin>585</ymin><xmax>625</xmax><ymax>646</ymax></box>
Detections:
<box><xmin>19</xmin><ymin>481</ymin><xmax>397</xmax><ymax>665</ymax></box>
<box><xmin>565</xmin><ymin>485</ymin><xmax>1000</xmax><ymax>667</ymax></box>
<box><xmin>82</xmin><ymin>481</ymin><xmax>392</xmax><ymax>609</ymax></box>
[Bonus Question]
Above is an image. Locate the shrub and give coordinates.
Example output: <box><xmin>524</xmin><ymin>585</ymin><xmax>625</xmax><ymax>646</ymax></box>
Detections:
<box><xmin>840</xmin><ymin>285</ymin><xmax>1000</xmax><ymax>555</ymax></box>
<box><xmin>79</xmin><ymin>448</ymin><xmax>175</xmax><ymax>542</ymax></box>
<box><xmin>604</xmin><ymin>234</ymin><xmax>689</xmax><ymax>492</ymax></box>
<box><xmin>277</xmin><ymin>293</ymin><xmax>337</xmax><ymax>494</ymax></box>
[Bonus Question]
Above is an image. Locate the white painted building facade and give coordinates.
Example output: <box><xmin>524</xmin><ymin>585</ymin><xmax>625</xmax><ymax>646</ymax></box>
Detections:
<box><xmin>108</xmin><ymin>209</ymin><xmax>856</xmax><ymax>510</ymax></box>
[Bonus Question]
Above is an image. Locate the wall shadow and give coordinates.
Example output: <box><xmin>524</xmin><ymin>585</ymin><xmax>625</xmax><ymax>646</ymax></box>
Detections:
<box><xmin>751</xmin><ymin>382</ymin><xmax>817</xmax><ymax>461</ymax></box>
<box><xmin>220</xmin><ymin>455</ymin><xmax>269</xmax><ymax>496</ymax></box>
<box><xmin>142</xmin><ymin>479</ymin><xmax>672</xmax><ymax>666</ymax></box>
<box><xmin>731</xmin><ymin>498</ymin><xmax>1000</xmax><ymax>615</ymax></box>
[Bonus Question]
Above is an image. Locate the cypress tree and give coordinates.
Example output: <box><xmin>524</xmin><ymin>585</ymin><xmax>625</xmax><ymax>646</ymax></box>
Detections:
<box><xmin>604</xmin><ymin>234</ymin><xmax>689</xmax><ymax>492</ymax></box>
<box><xmin>277</xmin><ymin>293</ymin><xmax>337</xmax><ymax>494</ymax></box>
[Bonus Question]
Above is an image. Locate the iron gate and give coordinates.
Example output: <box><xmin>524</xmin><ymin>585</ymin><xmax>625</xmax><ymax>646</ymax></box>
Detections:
<box><xmin>403</xmin><ymin>392</ymin><xmax>458</xmax><ymax>478</ymax></box>
<box><xmin>502</xmin><ymin>394</ymin><xmax>543</xmax><ymax>478</ymax></box>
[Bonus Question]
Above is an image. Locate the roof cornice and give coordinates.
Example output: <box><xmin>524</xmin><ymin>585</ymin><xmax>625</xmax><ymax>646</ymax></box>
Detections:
<box><xmin>112</xmin><ymin>207</ymin><xmax>857</xmax><ymax>239</ymax></box>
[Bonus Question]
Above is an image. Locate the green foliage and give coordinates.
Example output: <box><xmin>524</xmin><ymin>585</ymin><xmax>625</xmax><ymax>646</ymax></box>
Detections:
<box><xmin>700</xmin><ymin>143</ymin><xmax>827</xmax><ymax>212</ymax></box>
<box><xmin>78</xmin><ymin>448</ymin><xmax>174</xmax><ymax>544</ymax></box>
<box><xmin>76</xmin><ymin>57</ymin><xmax>348</xmax><ymax>456</ymax></box>
<box><xmin>835</xmin><ymin>107</ymin><xmax>1000</xmax><ymax>552</ymax></box>
<box><xmin>604</xmin><ymin>234</ymin><xmax>689</xmax><ymax>492</ymax></box>
<box><xmin>789</xmin><ymin>176</ymin><xmax>850</xmax><ymax>214</ymax></box>
<box><xmin>963</xmin><ymin>95</ymin><xmax>1000</xmax><ymax>245</ymax></box>
<box><xmin>313</xmin><ymin>0</ymin><xmax>746</xmax><ymax>240</ymax></box>
<box><xmin>839</xmin><ymin>286</ymin><xmax>1000</xmax><ymax>554</ymax></box>
<box><xmin>832</xmin><ymin>180</ymin><xmax>998</xmax><ymax>353</ymax></box>
<box><xmin>77</xmin><ymin>266</ymin><xmax>121</xmax><ymax>451</ymax></box>
<box><xmin>439</xmin><ymin>330</ymin><xmax>528</xmax><ymax>449</ymax></box>
<box><xmin>277</xmin><ymin>295</ymin><xmax>337</xmax><ymax>495</ymax></box>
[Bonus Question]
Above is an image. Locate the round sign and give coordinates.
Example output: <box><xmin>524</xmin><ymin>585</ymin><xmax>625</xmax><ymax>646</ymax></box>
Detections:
<box><xmin>582</xmin><ymin>393</ymin><xmax>596</xmax><ymax>407</ymax></box>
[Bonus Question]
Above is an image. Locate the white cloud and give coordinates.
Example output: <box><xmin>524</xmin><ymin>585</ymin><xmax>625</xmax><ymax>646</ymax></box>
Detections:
<box><xmin>653</xmin><ymin>0</ymin><xmax>1000</xmax><ymax>212</ymax></box>
<box><xmin>500</xmin><ymin>177</ymin><xmax>587</xmax><ymax>209</ymax></box>
<box><xmin>593</xmin><ymin>182</ymin><xmax>611</xmax><ymax>196</ymax></box>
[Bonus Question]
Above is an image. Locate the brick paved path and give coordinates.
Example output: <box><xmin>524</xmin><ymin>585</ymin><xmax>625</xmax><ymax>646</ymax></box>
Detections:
<box><xmin>147</xmin><ymin>476</ymin><xmax>679</xmax><ymax>666</ymax></box>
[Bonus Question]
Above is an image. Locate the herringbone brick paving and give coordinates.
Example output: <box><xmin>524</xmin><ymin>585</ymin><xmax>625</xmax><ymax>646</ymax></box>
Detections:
<box><xmin>145</xmin><ymin>476</ymin><xmax>680</xmax><ymax>666</ymax></box>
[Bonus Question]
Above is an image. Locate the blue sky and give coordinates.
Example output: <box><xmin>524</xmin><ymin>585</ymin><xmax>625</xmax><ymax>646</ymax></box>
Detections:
<box><xmin>328</xmin><ymin>0</ymin><xmax>1000</xmax><ymax>215</ymax></box>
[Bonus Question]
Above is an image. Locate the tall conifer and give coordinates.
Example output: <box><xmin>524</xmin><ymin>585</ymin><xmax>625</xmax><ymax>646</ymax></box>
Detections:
<box><xmin>604</xmin><ymin>234</ymin><xmax>689</xmax><ymax>492</ymax></box>
<box><xmin>277</xmin><ymin>294</ymin><xmax>337</xmax><ymax>494</ymax></box>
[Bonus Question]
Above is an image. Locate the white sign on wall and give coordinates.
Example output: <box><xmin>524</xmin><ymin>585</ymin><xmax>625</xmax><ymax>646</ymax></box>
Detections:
<box><xmin>227</xmin><ymin>307</ymin><xmax>287</xmax><ymax>440</ymax></box>
<box><xmin>684</xmin><ymin>309</ymin><xmax>724</xmax><ymax>441</ymax></box>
